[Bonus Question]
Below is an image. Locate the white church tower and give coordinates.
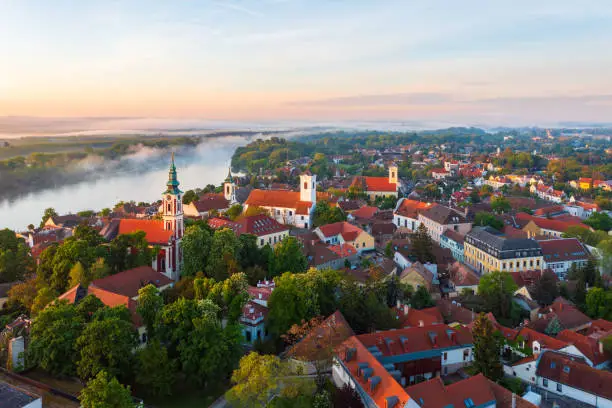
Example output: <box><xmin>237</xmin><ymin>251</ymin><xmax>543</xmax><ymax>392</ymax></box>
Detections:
<box><xmin>223</xmin><ymin>167</ymin><xmax>237</xmax><ymax>204</ymax></box>
<box><xmin>161</xmin><ymin>153</ymin><xmax>184</xmax><ymax>279</ymax></box>
<box><xmin>389</xmin><ymin>164</ymin><xmax>398</xmax><ymax>185</ymax></box>
<box><xmin>300</xmin><ymin>172</ymin><xmax>317</xmax><ymax>204</ymax></box>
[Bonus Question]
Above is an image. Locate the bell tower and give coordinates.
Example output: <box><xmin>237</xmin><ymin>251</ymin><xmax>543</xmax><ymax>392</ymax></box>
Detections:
<box><xmin>300</xmin><ymin>172</ymin><xmax>317</xmax><ymax>204</ymax></box>
<box><xmin>161</xmin><ymin>153</ymin><xmax>184</xmax><ymax>278</ymax></box>
<box><xmin>223</xmin><ymin>167</ymin><xmax>237</xmax><ymax>204</ymax></box>
<box><xmin>389</xmin><ymin>164</ymin><xmax>398</xmax><ymax>185</ymax></box>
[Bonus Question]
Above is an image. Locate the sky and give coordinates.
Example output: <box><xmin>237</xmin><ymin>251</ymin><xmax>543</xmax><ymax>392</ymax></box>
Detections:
<box><xmin>1</xmin><ymin>0</ymin><xmax>612</xmax><ymax>128</ymax></box>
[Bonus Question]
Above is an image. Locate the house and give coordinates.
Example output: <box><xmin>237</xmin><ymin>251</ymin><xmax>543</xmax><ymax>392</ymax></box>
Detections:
<box><xmin>100</xmin><ymin>155</ymin><xmax>184</xmax><ymax>280</ymax></box>
<box><xmin>393</xmin><ymin>303</ymin><xmax>444</xmax><ymax>328</ymax></box>
<box><xmin>337</xmin><ymin>200</ymin><xmax>363</xmax><ymax>214</ymax></box>
<box><xmin>405</xmin><ymin>374</ymin><xmax>536</xmax><ymax>408</ymax></box>
<box><xmin>58</xmin><ymin>265</ymin><xmax>174</xmax><ymax>343</ymax></box>
<box><xmin>350</xmin><ymin>166</ymin><xmax>399</xmax><ymax>200</ymax></box>
<box><xmin>333</xmin><ymin>324</ymin><xmax>474</xmax><ymax>397</ymax></box>
<box><xmin>284</xmin><ymin>310</ymin><xmax>354</xmax><ymax>374</ymax></box>
<box><xmin>399</xmin><ymin>262</ymin><xmax>436</xmax><ymax>292</ymax></box>
<box><xmin>43</xmin><ymin>214</ymin><xmax>89</xmax><ymax>230</ymax></box>
<box><xmin>418</xmin><ymin>205</ymin><xmax>471</xmax><ymax>244</ymax></box>
<box><xmin>539</xmin><ymin>238</ymin><xmax>590</xmax><ymax>280</ymax></box>
<box><xmin>439</xmin><ymin>229</ymin><xmax>465</xmax><ymax>263</ymax></box>
<box><xmin>390</xmin><ymin>239</ymin><xmax>414</xmax><ymax>270</ymax></box>
<box><xmin>564</xmin><ymin>199</ymin><xmax>600</xmax><ymax>220</ymax></box>
<box><xmin>244</xmin><ymin>173</ymin><xmax>317</xmax><ymax>229</ymax></box>
<box><xmin>371</xmin><ymin>222</ymin><xmax>396</xmax><ymax>250</ymax></box>
<box><xmin>208</xmin><ymin>214</ymin><xmax>289</xmax><ymax>248</ymax></box>
<box><xmin>183</xmin><ymin>194</ymin><xmax>230</xmax><ymax>218</ymax></box>
<box><xmin>431</xmin><ymin>168</ymin><xmax>451</xmax><ymax>180</ymax></box>
<box><xmin>393</xmin><ymin>198</ymin><xmax>434</xmax><ymax>232</ymax></box>
<box><xmin>557</xmin><ymin>329</ymin><xmax>611</xmax><ymax>369</ymax></box>
<box><xmin>531</xmin><ymin>184</ymin><xmax>566</xmax><ymax>203</ymax></box>
<box><xmin>485</xmin><ymin>175</ymin><xmax>512</xmax><ymax>190</ymax></box>
<box><xmin>348</xmin><ymin>206</ymin><xmax>379</xmax><ymax>222</ymax></box>
<box><xmin>436</xmin><ymin>299</ymin><xmax>477</xmax><ymax>326</ymax></box>
<box><xmin>528</xmin><ymin>298</ymin><xmax>591</xmax><ymax>334</ymax></box>
<box><xmin>240</xmin><ymin>301</ymin><xmax>269</xmax><ymax>344</ymax></box>
<box><xmin>517</xmin><ymin>213</ymin><xmax>590</xmax><ymax>239</ymax></box>
<box><xmin>464</xmin><ymin>226</ymin><xmax>544</xmax><ymax>274</ymax></box>
<box><xmin>447</xmin><ymin>261</ymin><xmax>479</xmax><ymax>296</ymax></box>
<box><xmin>314</xmin><ymin>222</ymin><xmax>374</xmax><ymax>253</ymax></box>
<box><xmin>535</xmin><ymin>351</ymin><xmax>612</xmax><ymax>407</ymax></box>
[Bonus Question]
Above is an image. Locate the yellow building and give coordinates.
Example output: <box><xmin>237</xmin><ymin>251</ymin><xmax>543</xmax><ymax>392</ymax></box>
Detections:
<box><xmin>464</xmin><ymin>226</ymin><xmax>544</xmax><ymax>274</ymax></box>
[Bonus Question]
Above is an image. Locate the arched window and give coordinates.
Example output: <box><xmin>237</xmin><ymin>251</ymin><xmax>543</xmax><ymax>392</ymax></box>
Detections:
<box><xmin>167</xmin><ymin>203</ymin><xmax>171</xmax><ymax>212</ymax></box>
<box><xmin>304</xmin><ymin>182</ymin><xmax>308</xmax><ymax>190</ymax></box>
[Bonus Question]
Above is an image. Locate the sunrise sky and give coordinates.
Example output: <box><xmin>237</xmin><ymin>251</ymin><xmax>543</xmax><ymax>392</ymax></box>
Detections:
<box><xmin>1</xmin><ymin>0</ymin><xmax>612</xmax><ymax>126</ymax></box>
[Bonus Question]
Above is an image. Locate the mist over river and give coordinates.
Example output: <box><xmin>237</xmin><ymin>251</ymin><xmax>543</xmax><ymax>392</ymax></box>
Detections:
<box><xmin>0</xmin><ymin>136</ymin><xmax>252</xmax><ymax>231</ymax></box>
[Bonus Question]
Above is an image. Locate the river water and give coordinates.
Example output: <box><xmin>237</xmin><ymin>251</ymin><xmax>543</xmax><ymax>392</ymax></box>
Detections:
<box><xmin>0</xmin><ymin>136</ymin><xmax>252</xmax><ymax>231</ymax></box>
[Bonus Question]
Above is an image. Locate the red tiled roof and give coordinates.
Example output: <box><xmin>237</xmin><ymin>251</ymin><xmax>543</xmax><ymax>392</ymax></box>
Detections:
<box><xmin>448</xmin><ymin>261</ymin><xmax>479</xmax><ymax>287</ymax></box>
<box><xmin>59</xmin><ymin>284</ymin><xmax>141</xmax><ymax>326</ymax></box>
<box><xmin>317</xmin><ymin>222</ymin><xmax>364</xmax><ymax>242</ymax></box>
<box><xmin>508</xmin><ymin>269</ymin><xmax>555</xmax><ymax>288</ymax></box>
<box><xmin>118</xmin><ymin>219</ymin><xmax>173</xmax><ymax>245</ymax></box>
<box><xmin>351</xmin><ymin>206</ymin><xmax>379</xmax><ymax>220</ymax></box>
<box><xmin>191</xmin><ymin>194</ymin><xmax>229</xmax><ymax>213</ymax></box>
<box><xmin>351</xmin><ymin>176</ymin><xmax>397</xmax><ymax>193</ymax></box>
<box><xmin>90</xmin><ymin>265</ymin><xmax>173</xmax><ymax>299</ymax></box>
<box><xmin>537</xmin><ymin>351</ymin><xmax>612</xmax><ymax>400</ymax></box>
<box><xmin>239</xmin><ymin>214</ymin><xmax>289</xmax><ymax>237</ymax></box>
<box><xmin>529</xmin><ymin>299</ymin><xmax>592</xmax><ymax>332</ymax></box>
<box><xmin>286</xmin><ymin>311</ymin><xmax>355</xmax><ymax>360</ymax></box>
<box><xmin>516</xmin><ymin>213</ymin><xmax>589</xmax><ymax>233</ymax></box>
<box><xmin>533</xmin><ymin>205</ymin><xmax>565</xmax><ymax>216</ymax></box>
<box><xmin>393</xmin><ymin>305</ymin><xmax>444</xmax><ymax>328</ymax></box>
<box><xmin>207</xmin><ymin>217</ymin><xmax>241</xmax><ymax>232</ymax></box>
<box><xmin>245</xmin><ymin>189</ymin><xmax>313</xmax><ymax>213</ymax></box>
<box><xmin>394</xmin><ymin>199</ymin><xmax>434</xmax><ymax>219</ymax></box>
<box><xmin>247</xmin><ymin>286</ymin><xmax>273</xmax><ymax>302</ymax></box>
<box><xmin>356</xmin><ymin>324</ymin><xmax>473</xmax><ymax>357</ymax></box>
<box><xmin>436</xmin><ymin>299</ymin><xmax>476</xmax><ymax>325</ymax></box>
<box><xmin>240</xmin><ymin>300</ymin><xmax>268</xmax><ymax>324</ymax></box>
<box><xmin>539</xmin><ymin>238</ymin><xmax>589</xmax><ymax>262</ymax></box>
<box><xmin>328</xmin><ymin>244</ymin><xmax>357</xmax><ymax>258</ymax></box>
<box><xmin>556</xmin><ymin>329</ymin><xmax>611</xmax><ymax>366</ymax></box>
<box><xmin>515</xmin><ymin>327</ymin><xmax>569</xmax><ymax>351</ymax></box>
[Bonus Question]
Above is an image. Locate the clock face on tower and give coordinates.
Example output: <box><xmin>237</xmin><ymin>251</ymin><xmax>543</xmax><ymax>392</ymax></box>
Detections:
<box><xmin>166</xmin><ymin>195</ymin><xmax>171</xmax><ymax>200</ymax></box>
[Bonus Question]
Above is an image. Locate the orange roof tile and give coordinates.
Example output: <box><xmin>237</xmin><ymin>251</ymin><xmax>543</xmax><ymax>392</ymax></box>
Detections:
<box><xmin>245</xmin><ymin>189</ymin><xmax>313</xmax><ymax>213</ymax></box>
<box><xmin>394</xmin><ymin>199</ymin><xmax>434</xmax><ymax>219</ymax></box>
<box><xmin>118</xmin><ymin>219</ymin><xmax>173</xmax><ymax>245</ymax></box>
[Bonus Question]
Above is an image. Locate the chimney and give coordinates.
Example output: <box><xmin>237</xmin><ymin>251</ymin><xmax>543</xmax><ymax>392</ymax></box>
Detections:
<box><xmin>600</xmin><ymin>341</ymin><xmax>604</xmax><ymax>354</ymax></box>
<box><xmin>403</xmin><ymin>304</ymin><xmax>410</xmax><ymax>316</ymax></box>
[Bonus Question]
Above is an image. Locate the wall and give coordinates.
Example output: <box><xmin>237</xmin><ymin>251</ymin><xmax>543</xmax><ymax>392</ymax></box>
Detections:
<box><xmin>394</xmin><ymin>214</ymin><xmax>420</xmax><ymax>231</ymax></box>
<box><xmin>537</xmin><ymin>377</ymin><xmax>612</xmax><ymax>408</ymax></box>
<box><xmin>257</xmin><ymin>230</ymin><xmax>290</xmax><ymax>248</ymax></box>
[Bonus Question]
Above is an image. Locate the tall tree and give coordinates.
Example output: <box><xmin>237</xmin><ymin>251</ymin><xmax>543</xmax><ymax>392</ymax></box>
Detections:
<box><xmin>181</xmin><ymin>225</ymin><xmax>212</xmax><ymax>276</ymax></box>
<box><xmin>40</xmin><ymin>207</ymin><xmax>58</xmax><ymax>228</ymax></box>
<box><xmin>477</xmin><ymin>271</ymin><xmax>518</xmax><ymax>320</ymax></box>
<box><xmin>586</xmin><ymin>287</ymin><xmax>612</xmax><ymax>319</ymax></box>
<box><xmin>410</xmin><ymin>224</ymin><xmax>435</xmax><ymax>263</ymax></box>
<box><xmin>206</xmin><ymin>228</ymin><xmax>240</xmax><ymax>281</ymax></box>
<box><xmin>472</xmin><ymin>313</ymin><xmax>503</xmax><ymax>381</ymax></box>
<box><xmin>107</xmin><ymin>231</ymin><xmax>153</xmax><ymax>274</ymax></box>
<box><xmin>273</xmin><ymin>237</ymin><xmax>308</xmax><ymax>276</ymax></box>
<box><xmin>30</xmin><ymin>286</ymin><xmax>58</xmax><ymax>316</ymax></box>
<box><xmin>137</xmin><ymin>284</ymin><xmax>164</xmax><ymax>338</ymax></box>
<box><xmin>68</xmin><ymin>261</ymin><xmax>89</xmax><ymax>288</ymax></box>
<box><xmin>490</xmin><ymin>196</ymin><xmax>511</xmax><ymax>214</ymax></box>
<box><xmin>0</xmin><ymin>229</ymin><xmax>33</xmax><ymax>283</ymax></box>
<box><xmin>79</xmin><ymin>370</ymin><xmax>134</xmax><ymax>408</ymax></box>
<box><xmin>135</xmin><ymin>340</ymin><xmax>175</xmax><ymax>397</ymax></box>
<box><xmin>473</xmin><ymin>212</ymin><xmax>503</xmax><ymax>230</ymax></box>
<box><xmin>533</xmin><ymin>270</ymin><xmax>559</xmax><ymax>306</ymax></box>
<box><xmin>411</xmin><ymin>286</ymin><xmax>434</xmax><ymax>309</ymax></box>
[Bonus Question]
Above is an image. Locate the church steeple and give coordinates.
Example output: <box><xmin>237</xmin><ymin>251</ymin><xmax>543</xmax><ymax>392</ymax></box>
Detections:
<box><xmin>225</xmin><ymin>167</ymin><xmax>233</xmax><ymax>183</ymax></box>
<box><xmin>165</xmin><ymin>152</ymin><xmax>182</xmax><ymax>195</ymax></box>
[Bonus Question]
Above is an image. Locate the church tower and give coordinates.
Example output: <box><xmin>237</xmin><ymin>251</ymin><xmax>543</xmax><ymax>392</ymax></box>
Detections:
<box><xmin>389</xmin><ymin>164</ymin><xmax>398</xmax><ymax>185</ymax></box>
<box><xmin>161</xmin><ymin>153</ymin><xmax>184</xmax><ymax>277</ymax></box>
<box><xmin>223</xmin><ymin>167</ymin><xmax>237</xmax><ymax>204</ymax></box>
<box><xmin>300</xmin><ymin>172</ymin><xmax>317</xmax><ymax>204</ymax></box>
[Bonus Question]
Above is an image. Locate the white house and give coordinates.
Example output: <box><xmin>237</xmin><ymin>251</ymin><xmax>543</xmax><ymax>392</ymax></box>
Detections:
<box><xmin>393</xmin><ymin>198</ymin><xmax>434</xmax><ymax>232</ymax></box>
<box><xmin>539</xmin><ymin>238</ymin><xmax>590</xmax><ymax>280</ymax></box>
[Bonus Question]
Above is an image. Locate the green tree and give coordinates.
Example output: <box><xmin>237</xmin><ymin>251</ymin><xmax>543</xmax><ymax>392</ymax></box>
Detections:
<box><xmin>597</xmin><ymin>239</ymin><xmax>612</xmax><ymax>276</ymax></box>
<box><xmin>532</xmin><ymin>270</ymin><xmax>559</xmax><ymax>306</ymax></box>
<box><xmin>137</xmin><ymin>284</ymin><xmax>164</xmax><ymax>338</ymax></box>
<box><xmin>584</xmin><ymin>212</ymin><xmax>612</xmax><ymax>232</ymax></box>
<box><xmin>273</xmin><ymin>237</ymin><xmax>308</xmax><ymax>276</ymax></box>
<box><xmin>477</xmin><ymin>271</ymin><xmax>518</xmax><ymax>320</ymax></box>
<box><xmin>40</xmin><ymin>207</ymin><xmax>58</xmax><ymax>228</ymax></box>
<box><xmin>237</xmin><ymin>234</ymin><xmax>262</xmax><ymax>270</ymax></box>
<box><xmin>107</xmin><ymin>231</ymin><xmax>153</xmax><ymax>274</ymax></box>
<box><xmin>79</xmin><ymin>370</ymin><xmax>134</xmax><ymax>408</ymax></box>
<box><xmin>76</xmin><ymin>310</ymin><xmax>138</xmax><ymax>381</ymax></box>
<box><xmin>182</xmin><ymin>189</ymin><xmax>198</xmax><ymax>205</ymax></box>
<box><xmin>491</xmin><ymin>196</ymin><xmax>511</xmax><ymax>214</ymax></box>
<box><xmin>410</xmin><ymin>224</ymin><xmax>435</xmax><ymax>263</ymax></box>
<box><xmin>69</xmin><ymin>261</ymin><xmax>89</xmax><ymax>288</ymax></box>
<box><xmin>586</xmin><ymin>287</ymin><xmax>612</xmax><ymax>319</ymax></box>
<box><xmin>472</xmin><ymin>313</ymin><xmax>503</xmax><ymax>381</ymax></box>
<box><xmin>76</xmin><ymin>294</ymin><xmax>105</xmax><ymax>322</ymax></box>
<box><xmin>226</xmin><ymin>204</ymin><xmax>244</xmax><ymax>220</ymax></box>
<box><xmin>100</xmin><ymin>208</ymin><xmax>112</xmax><ymax>217</ymax></box>
<box><xmin>89</xmin><ymin>257</ymin><xmax>111</xmax><ymax>281</ymax></box>
<box><xmin>135</xmin><ymin>340</ymin><xmax>175</xmax><ymax>397</ymax></box>
<box><xmin>27</xmin><ymin>301</ymin><xmax>84</xmax><ymax>376</ymax></box>
<box><xmin>411</xmin><ymin>286</ymin><xmax>434</xmax><ymax>309</ymax></box>
<box><xmin>73</xmin><ymin>224</ymin><xmax>104</xmax><ymax>246</ymax></box>
<box><xmin>473</xmin><ymin>212</ymin><xmax>503</xmax><ymax>230</ymax></box>
<box><xmin>312</xmin><ymin>201</ymin><xmax>346</xmax><ymax>227</ymax></box>
<box><xmin>206</xmin><ymin>228</ymin><xmax>240</xmax><ymax>281</ymax></box>
<box><xmin>181</xmin><ymin>225</ymin><xmax>212</xmax><ymax>276</ymax></box>
<box><xmin>31</xmin><ymin>286</ymin><xmax>58</xmax><ymax>316</ymax></box>
<box><xmin>545</xmin><ymin>317</ymin><xmax>563</xmax><ymax>336</ymax></box>
<box><xmin>470</xmin><ymin>190</ymin><xmax>481</xmax><ymax>203</ymax></box>
<box><xmin>0</xmin><ymin>229</ymin><xmax>33</xmax><ymax>282</ymax></box>
<box><xmin>384</xmin><ymin>241</ymin><xmax>393</xmax><ymax>258</ymax></box>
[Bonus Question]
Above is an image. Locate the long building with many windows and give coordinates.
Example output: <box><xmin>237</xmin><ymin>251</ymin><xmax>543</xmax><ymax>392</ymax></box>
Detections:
<box><xmin>464</xmin><ymin>226</ymin><xmax>543</xmax><ymax>274</ymax></box>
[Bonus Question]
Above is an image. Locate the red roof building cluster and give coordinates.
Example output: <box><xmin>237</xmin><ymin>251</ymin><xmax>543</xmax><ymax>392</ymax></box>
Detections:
<box><xmin>351</xmin><ymin>176</ymin><xmax>397</xmax><ymax>193</ymax></box>
<box><xmin>394</xmin><ymin>199</ymin><xmax>434</xmax><ymax>219</ymax></box>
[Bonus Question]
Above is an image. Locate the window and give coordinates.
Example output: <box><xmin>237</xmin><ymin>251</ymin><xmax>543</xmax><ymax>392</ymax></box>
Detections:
<box><xmin>245</xmin><ymin>331</ymin><xmax>251</xmax><ymax>342</ymax></box>
<box><xmin>463</xmin><ymin>349</ymin><xmax>470</xmax><ymax>361</ymax></box>
<box><xmin>464</xmin><ymin>398</ymin><xmax>475</xmax><ymax>408</ymax></box>
<box><xmin>443</xmin><ymin>352</ymin><xmax>448</xmax><ymax>361</ymax></box>
<box><xmin>304</xmin><ymin>182</ymin><xmax>308</xmax><ymax>189</ymax></box>
<box><xmin>289</xmin><ymin>211</ymin><xmax>292</xmax><ymax>216</ymax></box>
<box><xmin>543</xmin><ymin>379</ymin><xmax>548</xmax><ymax>387</ymax></box>
<box><xmin>557</xmin><ymin>383</ymin><xmax>562</xmax><ymax>392</ymax></box>
<box><xmin>260</xmin><ymin>239</ymin><xmax>264</xmax><ymax>246</ymax></box>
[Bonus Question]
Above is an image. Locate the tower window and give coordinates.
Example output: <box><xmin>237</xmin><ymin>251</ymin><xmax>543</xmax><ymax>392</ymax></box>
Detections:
<box><xmin>167</xmin><ymin>203</ymin><xmax>171</xmax><ymax>212</ymax></box>
<box><xmin>304</xmin><ymin>182</ymin><xmax>307</xmax><ymax>190</ymax></box>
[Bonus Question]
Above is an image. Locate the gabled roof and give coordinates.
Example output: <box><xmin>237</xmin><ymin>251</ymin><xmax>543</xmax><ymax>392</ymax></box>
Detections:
<box><xmin>516</xmin><ymin>213</ymin><xmax>589</xmax><ymax>233</ymax></box>
<box><xmin>118</xmin><ymin>219</ymin><xmax>173</xmax><ymax>245</ymax></box>
<box><xmin>514</xmin><ymin>327</ymin><xmax>569</xmax><ymax>351</ymax></box>
<box><xmin>537</xmin><ymin>351</ymin><xmax>612</xmax><ymax>400</ymax></box>
<box><xmin>448</xmin><ymin>261</ymin><xmax>479</xmax><ymax>287</ymax></box>
<box><xmin>441</xmin><ymin>229</ymin><xmax>465</xmax><ymax>244</ymax></box>
<box><xmin>317</xmin><ymin>222</ymin><xmax>365</xmax><ymax>242</ymax></box>
<box><xmin>91</xmin><ymin>265</ymin><xmax>173</xmax><ymax>299</ymax></box>
<box><xmin>394</xmin><ymin>199</ymin><xmax>434</xmax><ymax>218</ymax></box>
<box><xmin>556</xmin><ymin>329</ymin><xmax>611</xmax><ymax>366</ymax></box>
<box><xmin>238</xmin><ymin>214</ymin><xmax>289</xmax><ymax>237</ymax></box>
<box><xmin>393</xmin><ymin>305</ymin><xmax>444</xmax><ymax>328</ymax></box>
<box><xmin>400</xmin><ymin>262</ymin><xmax>434</xmax><ymax>285</ymax></box>
<box><xmin>360</xmin><ymin>176</ymin><xmax>397</xmax><ymax>192</ymax></box>
<box><xmin>191</xmin><ymin>194</ymin><xmax>230</xmax><ymax>213</ymax></box>
<box><xmin>420</xmin><ymin>205</ymin><xmax>469</xmax><ymax>225</ymax></box>
<box><xmin>59</xmin><ymin>284</ymin><xmax>141</xmax><ymax>326</ymax></box>
<box><xmin>286</xmin><ymin>311</ymin><xmax>355</xmax><ymax>361</ymax></box>
<box><xmin>436</xmin><ymin>299</ymin><xmax>476</xmax><ymax>325</ymax></box>
<box><xmin>529</xmin><ymin>299</ymin><xmax>591</xmax><ymax>332</ymax></box>
<box><xmin>328</xmin><ymin>244</ymin><xmax>357</xmax><ymax>258</ymax></box>
<box><xmin>245</xmin><ymin>189</ymin><xmax>313</xmax><ymax>212</ymax></box>
<box><xmin>350</xmin><ymin>206</ymin><xmax>379</xmax><ymax>220</ymax></box>
<box><xmin>539</xmin><ymin>238</ymin><xmax>589</xmax><ymax>262</ymax></box>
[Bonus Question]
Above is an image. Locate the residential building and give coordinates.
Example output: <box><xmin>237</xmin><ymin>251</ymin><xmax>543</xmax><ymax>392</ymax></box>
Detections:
<box><xmin>431</xmin><ymin>168</ymin><xmax>451</xmax><ymax>180</ymax></box>
<box><xmin>528</xmin><ymin>298</ymin><xmax>591</xmax><ymax>334</ymax></box>
<box><xmin>436</xmin><ymin>299</ymin><xmax>478</xmax><ymax>326</ymax></box>
<box><xmin>446</xmin><ymin>261</ymin><xmax>479</xmax><ymax>296</ymax></box>
<box><xmin>0</xmin><ymin>381</ymin><xmax>42</xmax><ymax>408</ymax></box>
<box><xmin>557</xmin><ymin>329</ymin><xmax>611</xmax><ymax>369</ymax></box>
<box><xmin>418</xmin><ymin>205</ymin><xmax>471</xmax><ymax>244</ymax></box>
<box><xmin>244</xmin><ymin>172</ymin><xmax>317</xmax><ymax>229</ymax></box>
<box><xmin>564</xmin><ymin>199</ymin><xmax>599</xmax><ymax>220</ymax></box>
<box><xmin>393</xmin><ymin>303</ymin><xmax>444</xmax><ymax>328</ymax></box>
<box><xmin>535</xmin><ymin>351</ymin><xmax>612</xmax><ymax>407</ymax></box>
<box><xmin>399</xmin><ymin>262</ymin><xmax>436</xmax><ymax>292</ymax></box>
<box><xmin>539</xmin><ymin>238</ymin><xmax>590</xmax><ymax>279</ymax></box>
<box><xmin>350</xmin><ymin>166</ymin><xmax>399</xmax><ymax>201</ymax></box>
<box><xmin>58</xmin><ymin>265</ymin><xmax>174</xmax><ymax>344</ymax></box>
<box><xmin>464</xmin><ymin>226</ymin><xmax>543</xmax><ymax>274</ymax></box>
<box><xmin>332</xmin><ymin>324</ymin><xmax>475</xmax><ymax>408</ymax></box>
<box><xmin>531</xmin><ymin>184</ymin><xmax>566</xmax><ymax>203</ymax></box>
<box><xmin>314</xmin><ymin>221</ymin><xmax>375</xmax><ymax>253</ymax></box>
<box><xmin>485</xmin><ymin>175</ymin><xmax>512</xmax><ymax>190</ymax></box>
<box><xmin>393</xmin><ymin>198</ymin><xmax>434</xmax><ymax>232</ymax></box>
<box><xmin>439</xmin><ymin>229</ymin><xmax>465</xmax><ymax>263</ymax></box>
<box><xmin>207</xmin><ymin>214</ymin><xmax>290</xmax><ymax>248</ymax></box>
<box><xmin>517</xmin><ymin>213</ymin><xmax>590</xmax><ymax>239</ymax></box>
<box><xmin>183</xmin><ymin>194</ymin><xmax>230</xmax><ymax>218</ymax></box>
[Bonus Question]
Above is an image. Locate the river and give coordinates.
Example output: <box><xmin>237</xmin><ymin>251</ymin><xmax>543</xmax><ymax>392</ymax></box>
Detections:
<box><xmin>0</xmin><ymin>136</ymin><xmax>252</xmax><ymax>231</ymax></box>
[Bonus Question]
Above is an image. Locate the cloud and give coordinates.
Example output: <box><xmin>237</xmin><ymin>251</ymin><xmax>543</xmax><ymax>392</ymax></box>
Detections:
<box><xmin>288</xmin><ymin>92</ymin><xmax>455</xmax><ymax>107</ymax></box>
